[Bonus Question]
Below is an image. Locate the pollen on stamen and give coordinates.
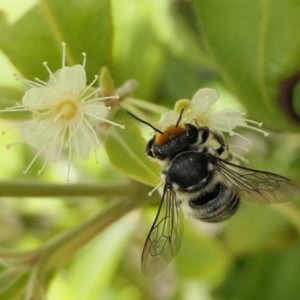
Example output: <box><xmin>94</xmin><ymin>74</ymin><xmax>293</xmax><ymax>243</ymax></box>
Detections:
<box><xmin>244</xmin><ymin>123</ymin><xmax>269</xmax><ymax>137</ymax></box>
<box><xmin>6</xmin><ymin>139</ymin><xmax>24</xmax><ymax>148</ymax></box>
<box><xmin>77</xmin><ymin>75</ymin><xmax>100</xmax><ymax>101</ymax></box>
<box><xmin>148</xmin><ymin>181</ymin><xmax>164</xmax><ymax>197</ymax></box>
<box><xmin>38</xmin><ymin>156</ymin><xmax>49</xmax><ymax>175</ymax></box>
<box><xmin>43</xmin><ymin>62</ymin><xmax>54</xmax><ymax>77</ymax></box>
<box><xmin>98</xmin><ymin>116</ymin><xmax>125</xmax><ymax>129</ymax></box>
<box><xmin>2</xmin><ymin>123</ymin><xmax>20</xmax><ymax>135</ymax></box>
<box><xmin>82</xmin><ymin>52</ymin><xmax>87</xmax><ymax>67</ymax></box>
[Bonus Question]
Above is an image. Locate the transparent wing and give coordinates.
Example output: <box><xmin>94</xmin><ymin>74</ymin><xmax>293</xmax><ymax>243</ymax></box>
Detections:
<box><xmin>215</xmin><ymin>157</ymin><xmax>300</xmax><ymax>204</ymax></box>
<box><xmin>141</xmin><ymin>185</ymin><xmax>184</xmax><ymax>277</ymax></box>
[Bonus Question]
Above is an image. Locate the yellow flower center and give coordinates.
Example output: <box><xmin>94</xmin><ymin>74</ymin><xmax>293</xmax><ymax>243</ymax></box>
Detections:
<box><xmin>55</xmin><ymin>100</ymin><xmax>78</xmax><ymax>121</ymax></box>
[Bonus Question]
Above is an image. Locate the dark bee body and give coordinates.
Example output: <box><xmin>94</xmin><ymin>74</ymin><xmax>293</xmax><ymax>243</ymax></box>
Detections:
<box><xmin>127</xmin><ymin>111</ymin><xmax>300</xmax><ymax>277</ymax></box>
<box><xmin>165</xmin><ymin>151</ymin><xmax>240</xmax><ymax>222</ymax></box>
<box><xmin>147</xmin><ymin>121</ymin><xmax>239</xmax><ymax>223</ymax></box>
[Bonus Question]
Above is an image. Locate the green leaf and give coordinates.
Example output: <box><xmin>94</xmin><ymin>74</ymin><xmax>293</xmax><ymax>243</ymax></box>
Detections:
<box><xmin>224</xmin><ymin>202</ymin><xmax>296</xmax><ymax>255</ymax></box>
<box><xmin>112</xmin><ymin>0</ymin><xmax>165</xmax><ymax>100</ymax></box>
<box><xmin>0</xmin><ymin>86</ymin><xmax>30</xmax><ymax>120</ymax></box>
<box><xmin>0</xmin><ymin>0</ymin><xmax>112</xmax><ymax>83</ymax></box>
<box><xmin>105</xmin><ymin>111</ymin><xmax>160</xmax><ymax>187</ymax></box>
<box><xmin>194</xmin><ymin>0</ymin><xmax>300</xmax><ymax>131</ymax></box>
<box><xmin>176</xmin><ymin>222</ymin><xmax>232</xmax><ymax>285</ymax></box>
<box><xmin>0</xmin><ymin>271</ymin><xmax>29</xmax><ymax>300</ymax></box>
<box><xmin>216</xmin><ymin>242</ymin><xmax>300</xmax><ymax>300</ymax></box>
<box><xmin>65</xmin><ymin>214</ymin><xmax>138</xmax><ymax>300</ymax></box>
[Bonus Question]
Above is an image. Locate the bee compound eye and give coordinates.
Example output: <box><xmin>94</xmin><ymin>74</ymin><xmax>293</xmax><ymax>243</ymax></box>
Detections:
<box><xmin>146</xmin><ymin>138</ymin><xmax>155</xmax><ymax>157</ymax></box>
<box><xmin>199</xmin><ymin>127</ymin><xmax>210</xmax><ymax>144</ymax></box>
<box><xmin>185</xmin><ymin>124</ymin><xmax>199</xmax><ymax>143</ymax></box>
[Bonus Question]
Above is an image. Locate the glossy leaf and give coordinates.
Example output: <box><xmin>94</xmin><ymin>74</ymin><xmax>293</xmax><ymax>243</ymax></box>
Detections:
<box><xmin>105</xmin><ymin>111</ymin><xmax>160</xmax><ymax>186</ymax></box>
<box><xmin>0</xmin><ymin>0</ymin><xmax>112</xmax><ymax>83</ymax></box>
<box><xmin>0</xmin><ymin>86</ymin><xmax>30</xmax><ymax>120</ymax></box>
<box><xmin>194</xmin><ymin>0</ymin><xmax>300</xmax><ymax>131</ymax></box>
<box><xmin>216</xmin><ymin>242</ymin><xmax>300</xmax><ymax>300</ymax></box>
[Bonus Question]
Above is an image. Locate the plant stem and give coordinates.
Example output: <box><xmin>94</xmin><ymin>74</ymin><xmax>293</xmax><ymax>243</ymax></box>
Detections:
<box><xmin>0</xmin><ymin>180</ymin><xmax>129</xmax><ymax>197</ymax></box>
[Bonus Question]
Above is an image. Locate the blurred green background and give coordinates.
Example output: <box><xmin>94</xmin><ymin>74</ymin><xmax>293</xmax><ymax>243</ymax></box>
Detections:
<box><xmin>0</xmin><ymin>0</ymin><xmax>300</xmax><ymax>299</ymax></box>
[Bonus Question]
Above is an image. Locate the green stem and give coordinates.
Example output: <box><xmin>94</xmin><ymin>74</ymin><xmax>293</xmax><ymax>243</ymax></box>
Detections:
<box><xmin>0</xmin><ymin>180</ymin><xmax>129</xmax><ymax>197</ymax></box>
<box><xmin>125</xmin><ymin>97</ymin><xmax>169</xmax><ymax>114</ymax></box>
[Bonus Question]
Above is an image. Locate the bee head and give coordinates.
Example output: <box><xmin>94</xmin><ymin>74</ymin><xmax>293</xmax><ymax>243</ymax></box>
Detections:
<box><xmin>127</xmin><ymin>109</ymin><xmax>207</xmax><ymax>160</ymax></box>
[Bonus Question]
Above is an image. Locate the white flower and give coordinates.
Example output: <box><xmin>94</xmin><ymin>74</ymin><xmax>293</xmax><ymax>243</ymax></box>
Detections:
<box><xmin>158</xmin><ymin>88</ymin><xmax>268</xmax><ymax>163</ymax></box>
<box><xmin>159</xmin><ymin>87</ymin><xmax>268</xmax><ymax>137</ymax></box>
<box><xmin>1</xmin><ymin>43</ymin><xmax>124</xmax><ymax>181</ymax></box>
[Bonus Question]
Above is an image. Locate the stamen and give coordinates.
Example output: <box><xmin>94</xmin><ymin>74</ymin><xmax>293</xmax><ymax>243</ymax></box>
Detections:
<box><xmin>229</xmin><ymin>144</ymin><xmax>249</xmax><ymax>153</ymax></box>
<box><xmin>34</xmin><ymin>77</ymin><xmax>50</xmax><ymax>88</ymax></box>
<box><xmin>23</xmin><ymin>148</ymin><xmax>44</xmax><ymax>174</ymax></box>
<box><xmin>43</xmin><ymin>62</ymin><xmax>53</xmax><ymax>76</ymax></box>
<box><xmin>62</xmin><ymin>42</ymin><xmax>67</xmax><ymax>68</ymax></box>
<box><xmin>67</xmin><ymin>145</ymin><xmax>72</xmax><ymax>183</ymax></box>
<box><xmin>125</xmin><ymin>97</ymin><xmax>169</xmax><ymax>114</ymax></box>
<box><xmin>78</xmin><ymin>75</ymin><xmax>99</xmax><ymax>100</ymax></box>
<box><xmin>84</xmin><ymin>112</ymin><xmax>125</xmax><ymax>129</ymax></box>
<box><xmin>80</xmin><ymin>94</ymin><xmax>119</xmax><ymax>104</ymax></box>
<box><xmin>148</xmin><ymin>181</ymin><xmax>164</xmax><ymax>196</ymax></box>
<box><xmin>93</xmin><ymin>148</ymin><xmax>99</xmax><ymax>164</ymax></box>
<box><xmin>2</xmin><ymin>121</ymin><xmax>31</xmax><ymax>135</ymax></box>
<box><xmin>243</xmin><ymin>118</ymin><xmax>263</xmax><ymax>127</ymax></box>
<box><xmin>38</xmin><ymin>154</ymin><xmax>50</xmax><ymax>175</ymax></box>
<box><xmin>6</xmin><ymin>140</ymin><xmax>24</xmax><ymax>149</ymax></box>
<box><xmin>240</xmin><ymin>123</ymin><xmax>269</xmax><ymax>137</ymax></box>
<box><xmin>55</xmin><ymin>125</ymin><xmax>67</xmax><ymax>159</ymax></box>
<box><xmin>231</xmin><ymin>151</ymin><xmax>250</xmax><ymax>164</ymax></box>
<box><xmin>14</xmin><ymin>73</ymin><xmax>41</xmax><ymax>88</ymax></box>
<box><xmin>230</xmin><ymin>131</ymin><xmax>253</xmax><ymax>144</ymax></box>
<box><xmin>82</xmin><ymin>52</ymin><xmax>87</xmax><ymax>68</ymax></box>
<box><xmin>81</xmin><ymin>118</ymin><xmax>101</xmax><ymax>145</ymax></box>
<box><xmin>53</xmin><ymin>110</ymin><xmax>65</xmax><ymax>122</ymax></box>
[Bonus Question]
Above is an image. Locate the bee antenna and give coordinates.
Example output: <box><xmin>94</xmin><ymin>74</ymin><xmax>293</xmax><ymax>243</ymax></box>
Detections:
<box><xmin>126</xmin><ymin>111</ymin><xmax>163</xmax><ymax>134</ymax></box>
<box><xmin>175</xmin><ymin>108</ymin><xmax>184</xmax><ymax>127</ymax></box>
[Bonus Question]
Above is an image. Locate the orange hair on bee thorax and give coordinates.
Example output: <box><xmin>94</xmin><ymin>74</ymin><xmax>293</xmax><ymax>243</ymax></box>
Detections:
<box><xmin>155</xmin><ymin>124</ymin><xmax>186</xmax><ymax>145</ymax></box>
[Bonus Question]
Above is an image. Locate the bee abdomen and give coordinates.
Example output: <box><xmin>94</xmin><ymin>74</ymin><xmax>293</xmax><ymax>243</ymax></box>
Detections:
<box><xmin>189</xmin><ymin>183</ymin><xmax>240</xmax><ymax>222</ymax></box>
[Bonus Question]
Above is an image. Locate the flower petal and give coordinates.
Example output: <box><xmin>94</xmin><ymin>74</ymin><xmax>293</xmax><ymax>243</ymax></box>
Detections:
<box><xmin>71</xmin><ymin>122</ymin><xmax>99</xmax><ymax>159</ymax></box>
<box><xmin>205</xmin><ymin>109</ymin><xmax>245</xmax><ymax>132</ymax></box>
<box><xmin>191</xmin><ymin>88</ymin><xmax>219</xmax><ymax>115</ymax></box>
<box><xmin>80</xmin><ymin>102</ymin><xmax>109</xmax><ymax>126</ymax></box>
<box><xmin>24</xmin><ymin>120</ymin><xmax>60</xmax><ymax>150</ymax></box>
<box><xmin>158</xmin><ymin>111</ymin><xmax>180</xmax><ymax>128</ymax></box>
<box><xmin>54</xmin><ymin>65</ymin><xmax>87</xmax><ymax>97</ymax></box>
<box><xmin>22</xmin><ymin>88</ymin><xmax>53</xmax><ymax>108</ymax></box>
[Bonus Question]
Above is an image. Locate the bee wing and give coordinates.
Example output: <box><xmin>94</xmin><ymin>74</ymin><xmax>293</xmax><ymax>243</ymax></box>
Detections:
<box><xmin>141</xmin><ymin>186</ymin><xmax>184</xmax><ymax>277</ymax></box>
<box><xmin>215</xmin><ymin>157</ymin><xmax>300</xmax><ymax>204</ymax></box>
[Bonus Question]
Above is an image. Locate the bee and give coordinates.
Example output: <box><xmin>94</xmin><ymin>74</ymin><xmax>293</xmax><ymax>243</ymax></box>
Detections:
<box><xmin>127</xmin><ymin>110</ymin><xmax>300</xmax><ymax>277</ymax></box>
